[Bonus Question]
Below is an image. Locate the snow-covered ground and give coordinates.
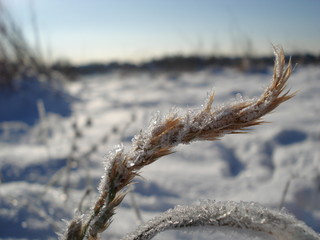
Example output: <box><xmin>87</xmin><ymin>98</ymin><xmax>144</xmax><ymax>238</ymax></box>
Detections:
<box><xmin>0</xmin><ymin>65</ymin><xmax>319</xmax><ymax>239</ymax></box>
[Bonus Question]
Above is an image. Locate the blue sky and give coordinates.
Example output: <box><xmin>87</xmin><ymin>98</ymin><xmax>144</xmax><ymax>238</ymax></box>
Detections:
<box><xmin>3</xmin><ymin>0</ymin><xmax>320</xmax><ymax>64</ymax></box>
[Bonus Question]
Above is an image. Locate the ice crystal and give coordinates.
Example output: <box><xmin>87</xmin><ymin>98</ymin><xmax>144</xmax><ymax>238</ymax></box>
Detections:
<box><xmin>62</xmin><ymin>46</ymin><xmax>300</xmax><ymax>240</ymax></box>
<box><xmin>122</xmin><ymin>201</ymin><xmax>320</xmax><ymax>240</ymax></box>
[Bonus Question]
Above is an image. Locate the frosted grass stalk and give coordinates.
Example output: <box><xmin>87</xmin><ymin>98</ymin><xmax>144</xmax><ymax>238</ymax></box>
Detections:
<box><xmin>122</xmin><ymin>201</ymin><xmax>320</xmax><ymax>240</ymax></box>
<box><xmin>61</xmin><ymin>47</ymin><xmax>298</xmax><ymax>240</ymax></box>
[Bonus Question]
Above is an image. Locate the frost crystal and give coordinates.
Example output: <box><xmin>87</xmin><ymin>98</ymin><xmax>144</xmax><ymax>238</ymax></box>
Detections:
<box><xmin>122</xmin><ymin>201</ymin><xmax>320</xmax><ymax>240</ymax></box>
<box><xmin>62</xmin><ymin>46</ymin><xmax>300</xmax><ymax>240</ymax></box>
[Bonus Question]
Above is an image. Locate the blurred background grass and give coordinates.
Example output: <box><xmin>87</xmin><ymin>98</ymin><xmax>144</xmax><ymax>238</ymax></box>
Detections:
<box><xmin>1</xmin><ymin>0</ymin><xmax>319</xmax><ymax>85</ymax></box>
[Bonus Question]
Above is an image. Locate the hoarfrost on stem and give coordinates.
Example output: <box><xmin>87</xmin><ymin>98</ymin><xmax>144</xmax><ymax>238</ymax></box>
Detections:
<box><xmin>122</xmin><ymin>201</ymin><xmax>320</xmax><ymax>240</ymax></box>
<box><xmin>61</xmin><ymin>46</ymin><xmax>301</xmax><ymax>240</ymax></box>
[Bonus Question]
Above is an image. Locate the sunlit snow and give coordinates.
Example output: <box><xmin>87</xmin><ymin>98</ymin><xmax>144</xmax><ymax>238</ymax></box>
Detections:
<box><xmin>0</xmin><ymin>66</ymin><xmax>319</xmax><ymax>239</ymax></box>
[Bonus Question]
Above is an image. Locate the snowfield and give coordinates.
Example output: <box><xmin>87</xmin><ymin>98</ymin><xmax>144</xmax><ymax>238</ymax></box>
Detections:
<box><xmin>0</xmin><ymin>65</ymin><xmax>319</xmax><ymax>239</ymax></box>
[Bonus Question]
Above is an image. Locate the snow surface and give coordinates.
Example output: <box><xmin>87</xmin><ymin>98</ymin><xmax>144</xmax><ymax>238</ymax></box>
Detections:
<box><xmin>0</xmin><ymin>66</ymin><xmax>320</xmax><ymax>239</ymax></box>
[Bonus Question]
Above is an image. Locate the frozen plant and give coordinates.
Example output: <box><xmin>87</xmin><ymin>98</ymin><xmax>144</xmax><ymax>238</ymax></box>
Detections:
<box><xmin>123</xmin><ymin>201</ymin><xmax>320</xmax><ymax>240</ymax></box>
<box><xmin>61</xmin><ymin>47</ymin><xmax>319</xmax><ymax>239</ymax></box>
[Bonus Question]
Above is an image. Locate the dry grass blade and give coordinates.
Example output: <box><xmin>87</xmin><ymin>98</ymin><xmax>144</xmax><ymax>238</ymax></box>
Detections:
<box><xmin>61</xmin><ymin>46</ymin><xmax>295</xmax><ymax>240</ymax></box>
